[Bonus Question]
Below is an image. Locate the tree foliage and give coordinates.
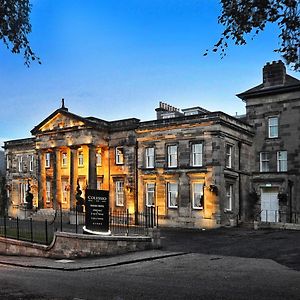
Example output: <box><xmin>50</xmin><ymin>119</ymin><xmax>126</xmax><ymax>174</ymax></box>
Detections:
<box><xmin>0</xmin><ymin>0</ymin><xmax>40</xmax><ymax>66</ymax></box>
<box><xmin>206</xmin><ymin>0</ymin><xmax>300</xmax><ymax>71</ymax></box>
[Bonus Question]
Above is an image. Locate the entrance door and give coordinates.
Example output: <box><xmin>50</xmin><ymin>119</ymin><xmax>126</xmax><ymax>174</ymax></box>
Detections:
<box><xmin>260</xmin><ymin>187</ymin><xmax>279</xmax><ymax>222</ymax></box>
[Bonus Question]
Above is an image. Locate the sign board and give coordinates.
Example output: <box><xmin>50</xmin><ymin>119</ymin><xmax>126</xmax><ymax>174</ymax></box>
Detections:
<box><xmin>85</xmin><ymin>189</ymin><xmax>109</xmax><ymax>232</ymax></box>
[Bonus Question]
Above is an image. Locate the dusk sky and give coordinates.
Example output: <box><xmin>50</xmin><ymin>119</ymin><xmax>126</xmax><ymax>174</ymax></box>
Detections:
<box><xmin>0</xmin><ymin>0</ymin><xmax>299</xmax><ymax>145</ymax></box>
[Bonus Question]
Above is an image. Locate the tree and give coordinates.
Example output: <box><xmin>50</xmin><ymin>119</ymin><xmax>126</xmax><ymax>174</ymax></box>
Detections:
<box><xmin>206</xmin><ymin>0</ymin><xmax>300</xmax><ymax>71</ymax></box>
<box><xmin>0</xmin><ymin>0</ymin><xmax>40</xmax><ymax>66</ymax></box>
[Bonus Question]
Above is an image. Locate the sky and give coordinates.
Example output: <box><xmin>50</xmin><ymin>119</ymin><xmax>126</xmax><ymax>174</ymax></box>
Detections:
<box><xmin>0</xmin><ymin>0</ymin><xmax>299</xmax><ymax>145</ymax></box>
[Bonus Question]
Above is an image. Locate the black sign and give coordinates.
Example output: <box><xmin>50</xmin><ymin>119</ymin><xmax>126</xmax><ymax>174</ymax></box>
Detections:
<box><xmin>85</xmin><ymin>189</ymin><xmax>109</xmax><ymax>232</ymax></box>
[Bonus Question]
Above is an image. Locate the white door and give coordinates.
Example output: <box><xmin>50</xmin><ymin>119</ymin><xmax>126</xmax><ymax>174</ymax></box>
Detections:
<box><xmin>261</xmin><ymin>188</ymin><xmax>279</xmax><ymax>222</ymax></box>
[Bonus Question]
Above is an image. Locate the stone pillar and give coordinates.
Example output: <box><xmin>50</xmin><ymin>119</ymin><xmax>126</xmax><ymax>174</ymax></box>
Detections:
<box><xmin>37</xmin><ymin>150</ymin><xmax>45</xmax><ymax>209</ymax></box>
<box><xmin>88</xmin><ymin>144</ymin><xmax>97</xmax><ymax>189</ymax></box>
<box><xmin>55</xmin><ymin>148</ymin><xmax>62</xmax><ymax>209</ymax></box>
<box><xmin>70</xmin><ymin>146</ymin><xmax>78</xmax><ymax>210</ymax></box>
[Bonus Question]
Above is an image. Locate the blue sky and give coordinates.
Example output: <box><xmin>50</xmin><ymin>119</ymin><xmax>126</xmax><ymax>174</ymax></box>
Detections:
<box><xmin>0</xmin><ymin>0</ymin><xmax>299</xmax><ymax>144</ymax></box>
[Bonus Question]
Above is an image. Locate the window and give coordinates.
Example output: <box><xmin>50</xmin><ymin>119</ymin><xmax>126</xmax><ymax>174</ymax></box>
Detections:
<box><xmin>225</xmin><ymin>184</ymin><xmax>233</xmax><ymax>211</ymax></box>
<box><xmin>61</xmin><ymin>180</ymin><xmax>69</xmax><ymax>203</ymax></box>
<box><xmin>225</xmin><ymin>144</ymin><xmax>233</xmax><ymax>168</ymax></box>
<box><xmin>97</xmin><ymin>179</ymin><xmax>102</xmax><ymax>190</ymax></box>
<box><xmin>45</xmin><ymin>153</ymin><xmax>51</xmax><ymax>168</ymax></box>
<box><xmin>260</xmin><ymin>152</ymin><xmax>269</xmax><ymax>172</ymax></box>
<box><xmin>78</xmin><ymin>151</ymin><xmax>84</xmax><ymax>167</ymax></box>
<box><xmin>167</xmin><ymin>182</ymin><xmax>178</xmax><ymax>208</ymax></box>
<box><xmin>96</xmin><ymin>149</ymin><xmax>102</xmax><ymax>166</ymax></box>
<box><xmin>61</xmin><ymin>152</ymin><xmax>67</xmax><ymax>167</ymax></box>
<box><xmin>145</xmin><ymin>147</ymin><xmax>155</xmax><ymax>168</ymax></box>
<box><xmin>192</xmin><ymin>182</ymin><xmax>204</xmax><ymax>209</ymax></box>
<box><xmin>6</xmin><ymin>155</ymin><xmax>10</xmax><ymax>170</ymax></box>
<box><xmin>18</xmin><ymin>156</ymin><xmax>23</xmax><ymax>172</ymax></box>
<box><xmin>46</xmin><ymin>180</ymin><xmax>51</xmax><ymax>203</ymax></box>
<box><xmin>167</xmin><ymin>145</ymin><xmax>178</xmax><ymax>168</ymax></box>
<box><xmin>19</xmin><ymin>182</ymin><xmax>27</xmax><ymax>203</ymax></box>
<box><xmin>29</xmin><ymin>155</ymin><xmax>34</xmax><ymax>172</ymax></box>
<box><xmin>277</xmin><ymin>151</ymin><xmax>287</xmax><ymax>172</ymax></box>
<box><xmin>191</xmin><ymin>143</ymin><xmax>203</xmax><ymax>167</ymax></box>
<box><xmin>146</xmin><ymin>183</ymin><xmax>155</xmax><ymax>207</ymax></box>
<box><xmin>268</xmin><ymin>117</ymin><xmax>278</xmax><ymax>138</ymax></box>
<box><xmin>115</xmin><ymin>147</ymin><xmax>124</xmax><ymax>165</ymax></box>
<box><xmin>115</xmin><ymin>181</ymin><xmax>124</xmax><ymax>206</ymax></box>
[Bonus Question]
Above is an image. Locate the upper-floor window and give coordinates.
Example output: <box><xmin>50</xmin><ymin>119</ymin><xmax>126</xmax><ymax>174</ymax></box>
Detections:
<box><xmin>145</xmin><ymin>147</ymin><xmax>155</xmax><ymax>168</ymax></box>
<box><xmin>225</xmin><ymin>144</ymin><xmax>233</xmax><ymax>168</ymax></box>
<box><xmin>167</xmin><ymin>182</ymin><xmax>178</xmax><ymax>208</ymax></box>
<box><xmin>225</xmin><ymin>184</ymin><xmax>233</xmax><ymax>211</ymax></box>
<box><xmin>115</xmin><ymin>180</ymin><xmax>124</xmax><ymax>206</ymax></box>
<box><xmin>18</xmin><ymin>156</ymin><xmax>23</xmax><ymax>172</ymax></box>
<box><xmin>115</xmin><ymin>147</ymin><xmax>124</xmax><ymax>165</ymax></box>
<box><xmin>78</xmin><ymin>151</ymin><xmax>84</xmax><ymax>167</ymax></box>
<box><xmin>277</xmin><ymin>151</ymin><xmax>287</xmax><ymax>172</ymax></box>
<box><xmin>146</xmin><ymin>183</ymin><xmax>155</xmax><ymax>207</ymax></box>
<box><xmin>61</xmin><ymin>152</ymin><xmax>67</xmax><ymax>168</ymax></box>
<box><xmin>29</xmin><ymin>155</ymin><xmax>34</xmax><ymax>172</ymax></box>
<box><xmin>96</xmin><ymin>149</ymin><xmax>102</xmax><ymax>166</ymax></box>
<box><xmin>260</xmin><ymin>152</ymin><xmax>269</xmax><ymax>172</ymax></box>
<box><xmin>167</xmin><ymin>145</ymin><xmax>178</xmax><ymax>168</ymax></box>
<box><xmin>191</xmin><ymin>143</ymin><xmax>203</xmax><ymax>167</ymax></box>
<box><xmin>45</xmin><ymin>153</ymin><xmax>51</xmax><ymax>168</ymax></box>
<box><xmin>192</xmin><ymin>182</ymin><xmax>203</xmax><ymax>209</ymax></box>
<box><xmin>268</xmin><ymin>117</ymin><xmax>278</xmax><ymax>138</ymax></box>
<box><xmin>6</xmin><ymin>155</ymin><xmax>10</xmax><ymax>170</ymax></box>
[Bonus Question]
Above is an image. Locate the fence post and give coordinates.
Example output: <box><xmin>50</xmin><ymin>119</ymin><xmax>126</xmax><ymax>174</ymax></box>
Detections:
<box><xmin>4</xmin><ymin>214</ymin><xmax>7</xmax><ymax>238</ymax></box>
<box><xmin>75</xmin><ymin>206</ymin><xmax>78</xmax><ymax>234</ymax></box>
<box><xmin>30</xmin><ymin>218</ymin><xmax>33</xmax><ymax>243</ymax></box>
<box><xmin>17</xmin><ymin>217</ymin><xmax>19</xmax><ymax>240</ymax></box>
<box><xmin>126</xmin><ymin>209</ymin><xmax>129</xmax><ymax>236</ymax></box>
<box><xmin>45</xmin><ymin>219</ymin><xmax>48</xmax><ymax>245</ymax></box>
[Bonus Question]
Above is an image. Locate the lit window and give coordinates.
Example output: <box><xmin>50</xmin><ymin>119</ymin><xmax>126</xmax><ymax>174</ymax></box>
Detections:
<box><xmin>78</xmin><ymin>151</ymin><xmax>84</xmax><ymax>167</ymax></box>
<box><xmin>145</xmin><ymin>147</ymin><xmax>155</xmax><ymax>168</ymax></box>
<box><xmin>167</xmin><ymin>182</ymin><xmax>178</xmax><ymax>208</ymax></box>
<box><xmin>268</xmin><ymin>117</ymin><xmax>278</xmax><ymax>138</ymax></box>
<box><xmin>45</xmin><ymin>153</ymin><xmax>51</xmax><ymax>168</ymax></box>
<box><xmin>191</xmin><ymin>143</ymin><xmax>203</xmax><ymax>167</ymax></box>
<box><xmin>192</xmin><ymin>182</ymin><xmax>203</xmax><ymax>209</ymax></box>
<box><xmin>115</xmin><ymin>147</ymin><xmax>124</xmax><ymax>165</ymax></box>
<box><xmin>277</xmin><ymin>151</ymin><xmax>287</xmax><ymax>172</ymax></box>
<box><xmin>167</xmin><ymin>145</ymin><xmax>177</xmax><ymax>168</ymax></box>
<box><xmin>225</xmin><ymin>184</ymin><xmax>233</xmax><ymax>211</ymax></box>
<box><xmin>46</xmin><ymin>180</ymin><xmax>51</xmax><ymax>203</ymax></box>
<box><xmin>96</xmin><ymin>149</ymin><xmax>102</xmax><ymax>166</ymax></box>
<box><xmin>61</xmin><ymin>152</ymin><xmax>67</xmax><ymax>167</ymax></box>
<box><xmin>260</xmin><ymin>152</ymin><xmax>269</xmax><ymax>172</ymax></box>
<box><xmin>18</xmin><ymin>156</ymin><xmax>23</xmax><ymax>172</ymax></box>
<box><xmin>146</xmin><ymin>183</ymin><xmax>155</xmax><ymax>207</ymax></box>
<box><xmin>115</xmin><ymin>180</ymin><xmax>124</xmax><ymax>206</ymax></box>
<box><xmin>19</xmin><ymin>182</ymin><xmax>27</xmax><ymax>203</ymax></box>
<box><xmin>29</xmin><ymin>155</ymin><xmax>34</xmax><ymax>172</ymax></box>
<box><xmin>225</xmin><ymin>144</ymin><xmax>233</xmax><ymax>168</ymax></box>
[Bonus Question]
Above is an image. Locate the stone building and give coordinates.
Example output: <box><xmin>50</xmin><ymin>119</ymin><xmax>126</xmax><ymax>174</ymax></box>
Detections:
<box><xmin>3</xmin><ymin>60</ymin><xmax>300</xmax><ymax>227</ymax></box>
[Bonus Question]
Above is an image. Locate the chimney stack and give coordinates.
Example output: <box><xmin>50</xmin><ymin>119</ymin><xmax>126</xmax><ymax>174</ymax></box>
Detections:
<box><xmin>263</xmin><ymin>60</ymin><xmax>286</xmax><ymax>87</ymax></box>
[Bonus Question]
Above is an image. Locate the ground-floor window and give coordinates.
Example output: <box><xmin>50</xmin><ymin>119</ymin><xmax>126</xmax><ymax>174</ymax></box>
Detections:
<box><xmin>97</xmin><ymin>178</ymin><xmax>103</xmax><ymax>190</ymax></box>
<box><xmin>61</xmin><ymin>180</ymin><xmax>69</xmax><ymax>204</ymax></box>
<box><xmin>192</xmin><ymin>182</ymin><xmax>204</xmax><ymax>209</ymax></box>
<box><xmin>115</xmin><ymin>180</ymin><xmax>124</xmax><ymax>206</ymax></box>
<box><xmin>19</xmin><ymin>182</ymin><xmax>27</xmax><ymax>203</ymax></box>
<box><xmin>145</xmin><ymin>183</ymin><xmax>155</xmax><ymax>207</ymax></box>
<box><xmin>225</xmin><ymin>184</ymin><xmax>233</xmax><ymax>211</ymax></box>
<box><xmin>167</xmin><ymin>182</ymin><xmax>178</xmax><ymax>208</ymax></box>
<box><xmin>46</xmin><ymin>180</ymin><xmax>51</xmax><ymax>203</ymax></box>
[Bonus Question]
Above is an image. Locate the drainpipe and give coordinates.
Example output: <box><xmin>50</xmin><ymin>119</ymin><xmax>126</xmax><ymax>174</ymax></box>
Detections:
<box><xmin>238</xmin><ymin>141</ymin><xmax>242</xmax><ymax>221</ymax></box>
<box><xmin>288</xmin><ymin>180</ymin><xmax>293</xmax><ymax>222</ymax></box>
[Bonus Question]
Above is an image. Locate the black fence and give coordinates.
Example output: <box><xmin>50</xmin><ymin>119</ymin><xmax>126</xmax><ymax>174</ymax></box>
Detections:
<box><xmin>0</xmin><ymin>206</ymin><xmax>158</xmax><ymax>245</ymax></box>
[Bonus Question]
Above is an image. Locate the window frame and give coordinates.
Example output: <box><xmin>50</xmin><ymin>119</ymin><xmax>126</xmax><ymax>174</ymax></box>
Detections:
<box><xmin>96</xmin><ymin>149</ymin><xmax>102</xmax><ymax>166</ymax></box>
<box><xmin>268</xmin><ymin>116</ymin><xmax>279</xmax><ymax>138</ymax></box>
<box><xmin>115</xmin><ymin>147</ymin><xmax>124</xmax><ymax>165</ymax></box>
<box><xmin>277</xmin><ymin>151</ymin><xmax>287</xmax><ymax>172</ymax></box>
<box><xmin>145</xmin><ymin>147</ymin><xmax>155</xmax><ymax>169</ymax></box>
<box><xmin>19</xmin><ymin>181</ymin><xmax>27</xmax><ymax>203</ymax></box>
<box><xmin>260</xmin><ymin>152</ymin><xmax>270</xmax><ymax>172</ymax></box>
<box><xmin>18</xmin><ymin>156</ymin><xmax>23</xmax><ymax>172</ymax></box>
<box><xmin>78</xmin><ymin>150</ymin><xmax>84</xmax><ymax>167</ymax></box>
<box><xmin>115</xmin><ymin>180</ymin><xmax>124</xmax><ymax>206</ymax></box>
<box><xmin>61</xmin><ymin>152</ymin><xmax>68</xmax><ymax>168</ymax></box>
<box><xmin>145</xmin><ymin>182</ymin><xmax>155</xmax><ymax>207</ymax></box>
<box><xmin>191</xmin><ymin>143</ymin><xmax>203</xmax><ymax>167</ymax></box>
<box><xmin>45</xmin><ymin>153</ymin><xmax>51</xmax><ymax>168</ymax></box>
<box><xmin>225</xmin><ymin>144</ymin><xmax>233</xmax><ymax>169</ymax></box>
<box><xmin>29</xmin><ymin>155</ymin><xmax>34</xmax><ymax>172</ymax></box>
<box><xmin>167</xmin><ymin>182</ymin><xmax>178</xmax><ymax>208</ymax></box>
<box><xmin>46</xmin><ymin>180</ymin><xmax>51</xmax><ymax>203</ymax></box>
<box><xmin>192</xmin><ymin>182</ymin><xmax>204</xmax><ymax>210</ymax></box>
<box><xmin>167</xmin><ymin>144</ymin><xmax>178</xmax><ymax>168</ymax></box>
<box><xmin>225</xmin><ymin>183</ymin><xmax>233</xmax><ymax>212</ymax></box>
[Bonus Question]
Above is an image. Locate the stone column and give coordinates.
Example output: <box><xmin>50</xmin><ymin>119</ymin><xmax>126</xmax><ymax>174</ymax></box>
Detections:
<box><xmin>55</xmin><ymin>148</ymin><xmax>62</xmax><ymax>209</ymax></box>
<box><xmin>88</xmin><ymin>144</ymin><xmax>97</xmax><ymax>189</ymax></box>
<box><xmin>37</xmin><ymin>150</ymin><xmax>45</xmax><ymax>209</ymax></box>
<box><xmin>70</xmin><ymin>146</ymin><xmax>79</xmax><ymax>209</ymax></box>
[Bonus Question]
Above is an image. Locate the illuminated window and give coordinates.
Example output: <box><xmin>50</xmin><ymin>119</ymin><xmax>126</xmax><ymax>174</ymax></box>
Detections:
<box><xmin>225</xmin><ymin>184</ymin><xmax>233</xmax><ymax>211</ymax></box>
<box><xmin>18</xmin><ymin>156</ymin><xmax>23</xmax><ymax>172</ymax></box>
<box><xmin>167</xmin><ymin>145</ymin><xmax>177</xmax><ymax>168</ymax></box>
<box><xmin>45</xmin><ymin>153</ymin><xmax>51</xmax><ymax>168</ymax></box>
<box><xmin>29</xmin><ymin>155</ymin><xmax>34</xmax><ymax>172</ymax></box>
<box><xmin>115</xmin><ymin>180</ymin><xmax>124</xmax><ymax>206</ymax></box>
<box><xmin>268</xmin><ymin>117</ymin><xmax>278</xmax><ymax>138</ymax></box>
<box><xmin>225</xmin><ymin>144</ymin><xmax>233</xmax><ymax>168</ymax></box>
<box><xmin>61</xmin><ymin>152</ymin><xmax>67</xmax><ymax>167</ymax></box>
<box><xmin>115</xmin><ymin>147</ymin><xmax>124</xmax><ymax>165</ymax></box>
<box><xmin>145</xmin><ymin>147</ymin><xmax>155</xmax><ymax>168</ymax></box>
<box><xmin>260</xmin><ymin>152</ymin><xmax>269</xmax><ymax>172</ymax></box>
<box><xmin>19</xmin><ymin>182</ymin><xmax>27</xmax><ymax>203</ymax></box>
<box><xmin>96</xmin><ymin>149</ymin><xmax>102</xmax><ymax>166</ymax></box>
<box><xmin>146</xmin><ymin>183</ymin><xmax>155</xmax><ymax>207</ymax></box>
<box><xmin>46</xmin><ymin>180</ymin><xmax>51</xmax><ymax>203</ymax></box>
<box><xmin>191</xmin><ymin>143</ymin><xmax>203</xmax><ymax>167</ymax></box>
<box><xmin>192</xmin><ymin>182</ymin><xmax>203</xmax><ymax>209</ymax></box>
<box><xmin>277</xmin><ymin>151</ymin><xmax>287</xmax><ymax>172</ymax></box>
<box><xmin>167</xmin><ymin>182</ymin><xmax>178</xmax><ymax>208</ymax></box>
<box><xmin>78</xmin><ymin>151</ymin><xmax>84</xmax><ymax>167</ymax></box>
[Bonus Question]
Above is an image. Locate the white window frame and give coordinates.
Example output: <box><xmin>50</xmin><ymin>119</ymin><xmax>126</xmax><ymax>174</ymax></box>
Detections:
<box><xmin>45</xmin><ymin>153</ymin><xmax>51</xmax><ymax>168</ymax></box>
<box><xmin>78</xmin><ymin>151</ymin><xmax>84</xmax><ymax>167</ymax></box>
<box><xmin>268</xmin><ymin>116</ymin><xmax>278</xmax><ymax>138</ymax></box>
<box><xmin>225</xmin><ymin>184</ymin><xmax>233</xmax><ymax>211</ymax></box>
<box><xmin>145</xmin><ymin>147</ymin><xmax>155</xmax><ymax>169</ymax></box>
<box><xmin>277</xmin><ymin>151</ymin><xmax>287</xmax><ymax>172</ymax></box>
<box><xmin>6</xmin><ymin>155</ymin><xmax>10</xmax><ymax>170</ymax></box>
<box><xmin>18</xmin><ymin>156</ymin><xmax>23</xmax><ymax>172</ymax></box>
<box><xmin>260</xmin><ymin>152</ymin><xmax>269</xmax><ymax>172</ymax></box>
<box><xmin>96</xmin><ymin>149</ymin><xmax>102</xmax><ymax>166</ymax></box>
<box><xmin>29</xmin><ymin>155</ymin><xmax>34</xmax><ymax>172</ymax></box>
<box><xmin>97</xmin><ymin>179</ymin><xmax>102</xmax><ymax>190</ymax></box>
<box><xmin>20</xmin><ymin>182</ymin><xmax>27</xmax><ymax>203</ymax></box>
<box><xmin>115</xmin><ymin>180</ymin><xmax>124</xmax><ymax>206</ymax></box>
<box><xmin>225</xmin><ymin>144</ymin><xmax>233</xmax><ymax>168</ymax></box>
<box><xmin>167</xmin><ymin>145</ymin><xmax>178</xmax><ymax>168</ymax></box>
<box><xmin>46</xmin><ymin>180</ymin><xmax>51</xmax><ymax>203</ymax></box>
<box><xmin>191</xmin><ymin>143</ymin><xmax>203</xmax><ymax>167</ymax></box>
<box><xmin>115</xmin><ymin>147</ymin><xmax>124</xmax><ymax>165</ymax></box>
<box><xmin>61</xmin><ymin>152</ymin><xmax>67</xmax><ymax>168</ymax></box>
<box><xmin>192</xmin><ymin>182</ymin><xmax>204</xmax><ymax>209</ymax></box>
<box><xmin>146</xmin><ymin>183</ymin><xmax>155</xmax><ymax>207</ymax></box>
<box><xmin>167</xmin><ymin>182</ymin><xmax>178</xmax><ymax>208</ymax></box>
<box><xmin>61</xmin><ymin>180</ymin><xmax>69</xmax><ymax>204</ymax></box>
